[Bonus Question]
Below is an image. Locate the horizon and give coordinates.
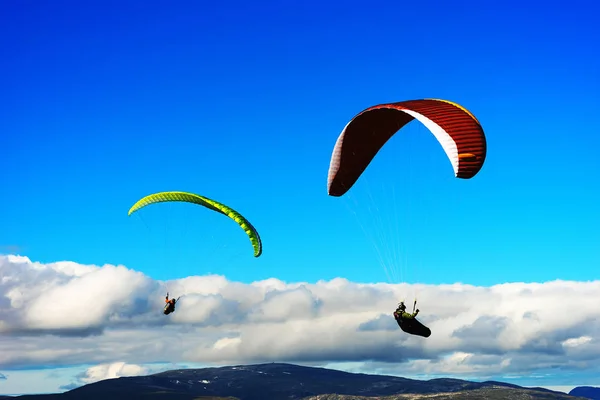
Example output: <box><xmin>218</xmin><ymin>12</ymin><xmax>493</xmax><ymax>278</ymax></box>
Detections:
<box><xmin>1</xmin><ymin>0</ymin><xmax>599</xmax><ymax>396</ymax></box>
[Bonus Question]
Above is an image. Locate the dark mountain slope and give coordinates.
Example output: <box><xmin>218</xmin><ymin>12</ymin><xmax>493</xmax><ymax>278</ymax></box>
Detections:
<box><xmin>7</xmin><ymin>363</ymin><xmax>584</xmax><ymax>400</ymax></box>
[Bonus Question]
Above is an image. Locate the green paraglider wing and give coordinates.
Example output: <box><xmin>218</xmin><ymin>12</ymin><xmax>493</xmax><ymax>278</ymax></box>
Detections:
<box><xmin>128</xmin><ymin>191</ymin><xmax>262</xmax><ymax>257</ymax></box>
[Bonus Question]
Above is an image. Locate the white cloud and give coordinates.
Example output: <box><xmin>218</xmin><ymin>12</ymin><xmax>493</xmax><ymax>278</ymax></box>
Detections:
<box><xmin>77</xmin><ymin>362</ymin><xmax>150</xmax><ymax>384</ymax></box>
<box><xmin>1</xmin><ymin>254</ymin><xmax>600</xmax><ymax>393</ymax></box>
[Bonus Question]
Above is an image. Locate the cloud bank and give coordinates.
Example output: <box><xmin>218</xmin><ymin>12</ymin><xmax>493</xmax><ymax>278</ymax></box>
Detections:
<box><xmin>1</xmin><ymin>254</ymin><xmax>600</xmax><ymax>389</ymax></box>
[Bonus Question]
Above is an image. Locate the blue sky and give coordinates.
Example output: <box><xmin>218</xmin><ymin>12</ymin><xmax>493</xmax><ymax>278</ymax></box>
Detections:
<box><xmin>1</xmin><ymin>0</ymin><xmax>599</xmax><ymax>286</ymax></box>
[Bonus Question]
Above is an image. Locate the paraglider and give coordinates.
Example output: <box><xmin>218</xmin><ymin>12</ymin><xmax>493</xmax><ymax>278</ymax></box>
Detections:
<box><xmin>326</xmin><ymin>99</ymin><xmax>487</xmax><ymax>337</ymax></box>
<box><xmin>128</xmin><ymin>191</ymin><xmax>263</xmax><ymax>258</ymax></box>
<box><xmin>128</xmin><ymin>191</ymin><xmax>263</xmax><ymax>317</ymax></box>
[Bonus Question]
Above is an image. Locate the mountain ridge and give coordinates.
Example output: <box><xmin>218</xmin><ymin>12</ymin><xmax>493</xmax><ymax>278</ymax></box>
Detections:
<box><xmin>4</xmin><ymin>363</ymin><xmax>590</xmax><ymax>400</ymax></box>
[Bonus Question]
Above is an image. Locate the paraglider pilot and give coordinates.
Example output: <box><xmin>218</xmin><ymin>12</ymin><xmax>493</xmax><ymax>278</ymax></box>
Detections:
<box><xmin>394</xmin><ymin>301</ymin><xmax>419</xmax><ymax>320</ymax></box>
<box><xmin>164</xmin><ymin>292</ymin><xmax>177</xmax><ymax>315</ymax></box>
<box><xmin>393</xmin><ymin>301</ymin><xmax>431</xmax><ymax>338</ymax></box>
